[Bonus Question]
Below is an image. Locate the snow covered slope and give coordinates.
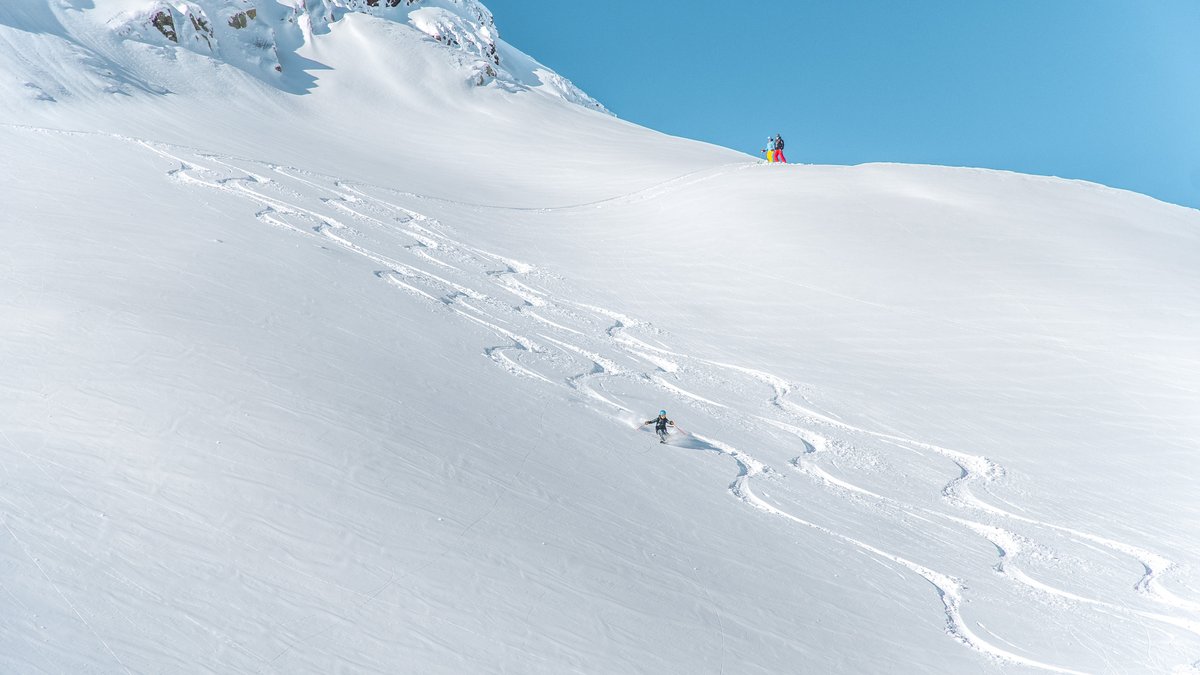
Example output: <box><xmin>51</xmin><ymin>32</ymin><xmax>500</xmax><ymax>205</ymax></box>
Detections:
<box><xmin>3</xmin><ymin>2</ymin><xmax>1200</xmax><ymax>674</ymax></box>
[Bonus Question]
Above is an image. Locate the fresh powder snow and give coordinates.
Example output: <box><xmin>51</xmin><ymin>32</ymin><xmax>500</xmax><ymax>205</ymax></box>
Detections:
<box><xmin>2</xmin><ymin>2</ymin><xmax>1199</xmax><ymax>673</ymax></box>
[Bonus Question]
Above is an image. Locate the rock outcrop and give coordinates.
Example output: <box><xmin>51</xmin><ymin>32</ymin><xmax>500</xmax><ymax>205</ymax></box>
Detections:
<box><xmin>116</xmin><ymin>1</ymin><xmax>282</xmax><ymax>72</ymax></box>
<box><xmin>112</xmin><ymin>0</ymin><xmax>607</xmax><ymax>112</ymax></box>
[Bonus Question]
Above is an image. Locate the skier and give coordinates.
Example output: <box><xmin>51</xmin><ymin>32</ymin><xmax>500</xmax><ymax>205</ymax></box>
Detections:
<box><xmin>773</xmin><ymin>134</ymin><xmax>787</xmax><ymax>164</ymax></box>
<box><xmin>643</xmin><ymin>410</ymin><xmax>675</xmax><ymax>443</ymax></box>
<box><xmin>762</xmin><ymin>135</ymin><xmax>776</xmax><ymax>163</ymax></box>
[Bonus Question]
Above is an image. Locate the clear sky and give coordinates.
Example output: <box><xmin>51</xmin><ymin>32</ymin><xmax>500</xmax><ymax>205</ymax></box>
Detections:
<box><xmin>485</xmin><ymin>0</ymin><xmax>1200</xmax><ymax>210</ymax></box>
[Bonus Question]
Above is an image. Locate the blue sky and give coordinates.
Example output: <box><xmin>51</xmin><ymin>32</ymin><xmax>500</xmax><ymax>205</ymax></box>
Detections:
<box><xmin>485</xmin><ymin>0</ymin><xmax>1200</xmax><ymax>210</ymax></box>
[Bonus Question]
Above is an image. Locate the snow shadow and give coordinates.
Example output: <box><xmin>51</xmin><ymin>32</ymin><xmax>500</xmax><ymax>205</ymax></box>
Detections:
<box><xmin>669</xmin><ymin>432</ymin><xmax>723</xmax><ymax>455</ymax></box>
<box><xmin>0</xmin><ymin>2</ymin><xmax>72</xmax><ymax>34</ymax></box>
<box><xmin>271</xmin><ymin>29</ymin><xmax>327</xmax><ymax>95</ymax></box>
<box><xmin>1</xmin><ymin>2</ymin><xmax>179</xmax><ymax>98</ymax></box>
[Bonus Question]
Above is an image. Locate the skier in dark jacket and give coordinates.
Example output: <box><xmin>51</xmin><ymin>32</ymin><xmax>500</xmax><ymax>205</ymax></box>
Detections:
<box><xmin>643</xmin><ymin>410</ymin><xmax>675</xmax><ymax>443</ymax></box>
<box><xmin>773</xmin><ymin>134</ymin><xmax>787</xmax><ymax>163</ymax></box>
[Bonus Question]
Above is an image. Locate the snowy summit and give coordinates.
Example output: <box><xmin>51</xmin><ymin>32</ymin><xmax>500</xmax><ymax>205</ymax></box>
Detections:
<box><xmin>2</xmin><ymin>1</ymin><xmax>1199</xmax><ymax>673</ymax></box>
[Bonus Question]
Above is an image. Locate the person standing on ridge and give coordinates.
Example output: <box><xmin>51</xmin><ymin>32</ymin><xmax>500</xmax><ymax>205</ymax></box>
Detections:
<box><xmin>763</xmin><ymin>135</ymin><xmax>776</xmax><ymax>163</ymax></box>
<box><xmin>774</xmin><ymin>134</ymin><xmax>787</xmax><ymax>164</ymax></box>
<box><xmin>643</xmin><ymin>410</ymin><xmax>675</xmax><ymax>443</ymax></box>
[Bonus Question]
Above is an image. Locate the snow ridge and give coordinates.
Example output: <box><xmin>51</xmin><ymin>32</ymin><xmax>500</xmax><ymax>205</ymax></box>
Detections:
<box><xmin>112</xmin><ymin>0</ymin><xmax>284</xmax><ymax>73</ymax></box>
<box><xmin>102</xmin><ymin>0</ymin><xmax>607</xmax><ymax>107</ymax></box>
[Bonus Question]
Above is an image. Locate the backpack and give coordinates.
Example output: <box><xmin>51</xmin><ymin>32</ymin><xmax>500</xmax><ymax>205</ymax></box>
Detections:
<box><xmin>775</xmin><ymin>136</ymin><xmax>784</xmax><ymax>150</ymax></box>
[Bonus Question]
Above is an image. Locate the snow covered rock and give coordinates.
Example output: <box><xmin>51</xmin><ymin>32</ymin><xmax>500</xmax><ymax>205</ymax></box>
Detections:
<box><xmin>114</xmin><ymin>1</ymin><xmax>282</xmax><ymax>73</ymax></box>
<box><xmin>107</xmin><ymin>0</ymin><xmax>607</xmax><ymax>110</ymax></box>
<box><xmin>295</xmin><ymin>0</ymin><xmax>597</xmax><ymax>102</ymax></box>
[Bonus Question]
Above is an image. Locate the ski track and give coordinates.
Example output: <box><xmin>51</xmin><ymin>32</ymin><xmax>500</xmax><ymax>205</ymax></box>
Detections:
<box><xmin>688</xmin><ymin>434</ymin><xmax>1091</xmax><ymax>675</ymax></box>
<box><xmin>1</xmin><ymin>515</ymin><xmax>134</xmax><ymax>675</ymax></box>
<box><xmin>108</xmin><ymin>129</ymin><xmax>1200</xmax><ymax>672</ymax></box>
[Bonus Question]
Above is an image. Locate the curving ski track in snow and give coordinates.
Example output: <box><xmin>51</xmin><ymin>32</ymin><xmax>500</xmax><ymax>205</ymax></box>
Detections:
<box><xmin>74</xmin><ymin>126</ymin><xmax>1199</xmax><ymax>673</ymax></box>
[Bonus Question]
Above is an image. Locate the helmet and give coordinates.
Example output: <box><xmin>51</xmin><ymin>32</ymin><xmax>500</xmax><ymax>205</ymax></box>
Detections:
<box><xmin>659</xmin><ymin>410</ymin><xmax>667</xmax><ymax>415</ymax></box>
